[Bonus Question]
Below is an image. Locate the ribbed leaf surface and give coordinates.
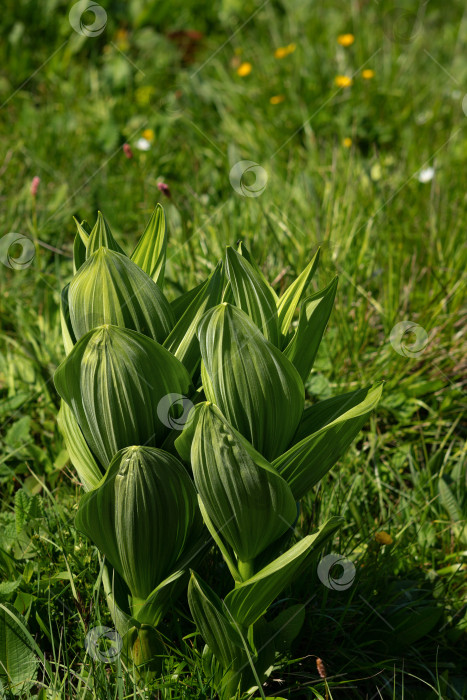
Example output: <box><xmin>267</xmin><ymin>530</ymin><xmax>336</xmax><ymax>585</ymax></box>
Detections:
<box><xmin>225</xmin><ymin>517</ymin><xmax>343</xmax><ymax>626</ymax></box>
<box><xmin>274</xmin><ymin>383</ymin><xmax>383</xmax><ymax>500</ymax></box>
<box><xmin>191</xmin><ymin>403</ymin><xmax>296</xmax><ymax>564</ymax></box>
<box><xmin>284</xmin><ymin>277</ymin><xmax>338</xmax><ymax>381</ymax></box>
<box><xmin>59</xmin><ymin>284</ymin><xmax>75</xmax><ymax>355</ymax></box>
<box><xmin>226</xmin><ymin>247</ymin><xmax>279</xmax><ymax>345</ymax></box>
<box><xmin>0</xmin><ymin>603</ymin><xmax>38</xmax><ymax>692</ymax></box>
<box><xmin>86</xmin><ymin>211</ymin><xmax>125</xmax><ymax>258</ymax></box>
<box><xmin>54</xmin><ymin>325</ymin><xmax>191</xmax><ymax>465</ymax></box>
<box><xmin>69</xmin><ymin>248</ymin><xmax>174</xmax><ymax>342</ymax></box>
<box><xmin>164</xmin><ymin>262</ymin><xmax>223</xmax><ymax>377</ymax></box>
<box><xmin>57</xmin><ymin>401</ymin><xmax>103</xmax><ymax>490</ymax></box>
<box><xmin>188</xmin><ymin>573</ymin><xmax>245</xmax><ymax>671</ymax></box>
<box><xmin>198</xmin><ymin>304</ymin><xmax>304</xmax><ymax>460</ymax></box>
<box><xmin>73</xmin><ymin>220</ymin><xmax>89</xmax><ymax>274</ymax></box>
<box><xmin>130</xmin><ymin>204</ymin><xmax>167</xmax><ymax>286</ymax></box>
<box><xmin>277</xmin><ymin>249</ymin><xmax>319</xmax><ymax>341</ymax></box>
<box><xmin>76</xmin><ymin>447</ymin><xmax>202</xmax><ymax>599</ymax></box>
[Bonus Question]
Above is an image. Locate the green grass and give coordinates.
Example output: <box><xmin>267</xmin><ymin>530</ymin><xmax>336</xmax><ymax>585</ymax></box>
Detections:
<box><xmin>0</xmin><ymin>0</ymin><xmax>466</xmax><ymax>697</ymax></box>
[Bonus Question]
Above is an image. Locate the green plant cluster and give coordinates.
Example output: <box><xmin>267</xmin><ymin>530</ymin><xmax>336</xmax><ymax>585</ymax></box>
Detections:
<box><xmin>53</xmin><ymin>204</ymin><xmax>382</xmax><ymax>695</ymax></box>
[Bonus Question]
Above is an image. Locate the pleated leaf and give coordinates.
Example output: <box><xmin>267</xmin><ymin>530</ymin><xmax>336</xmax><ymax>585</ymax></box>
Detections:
<box><xmin>0</xmin><ymin>603</ymin><xmax>38</xmax><ymax>692</ymax></box>
<box><xmin>57</xmin><ymin>400</ymin><xmax>103</xmax><ymax>491</ymax></box>
<box><xmin>68</xmin><ymin>248</ymin><xmax>174</xmax><ymax>342</ymax></box>
<box><xmin>75</xmin><ymin>446</ymin><xmax>202</xmax><ymax>600</ymax></box>
<box><xmin>226</xmin><ymin>247</ymin><xmax>280</xmax><ymax>345</ymax></box>
<box><xmin>130</xmin><ymin>204</ymin><xmax>167</xmax><ymax>287</ymax></box>
<box><xmin>54</xmin><ymin>325</ymin><xmax>191</xmax><ymax>465</ymax></box>
<box><xmin>59</xmin><ymin>284</ymin><xmax>76</xmax><ymax>355</ymax></box>
<box><xmin>273</xmin><ymin>383</ymin><xmax>383</xmax><ymax>500</ymax></box>
<box><xmin>164</xmin><ymin>262</ymin><xmax>223</xmax><ymax>377</ymax></box>
<box><xmin>73</xmin><ymin>216</ymin><xmax>90</xmax><ymax>246</ymax></box>
<box><xmin>170</xmin><ymin>281</ymin><xmax>205</xmax><ymax>319</ymax></box>
<box><xmin>73</xmin><ymin>220</ymin><xmax>89</xmax><ymax>274</ymax></box>
<box><xmin>188</xmin><ymin>572</ymin><xmax>245</xmax><ymax>672</ymax></box>
<box><xmin>191</xmin><ymin>403</ymin><xmax>297</xmax><ymax>564</ymax></box>
<box><xmin>277</xmin><ymin>249</ymin><xmax>319</xmax><ymax>341</ymax></box>
<box><xmin>225</xmin><ymin>517</ymin><xmax>343</xmax><ymax>627</ymax></box>
<box><xmin>86</xmin><ymin>211</ymin><xmax>125</xmax><ymax>258</ymax></box>
<box><xmin>292</xmin><ymin>385</ymin><xmax>379</xmax><ymax>444</ymax></box>
<box><xmin>237</xmin><ymin>242</ymin><xmax>278</xmax><ymax>304</ymax></box>
<box><xmin>284</xmin><ymin>277</ymin><xmax>338</xmax><ymax>381</ymax></box>
<box><xmin>198</xmin><ymin>304</ymin><xmax>304</xmax><ymax>461</ymax></box>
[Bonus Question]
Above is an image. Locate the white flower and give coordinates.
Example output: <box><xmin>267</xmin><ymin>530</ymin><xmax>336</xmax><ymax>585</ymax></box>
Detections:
<box><xmin>135</xmin><ymin>137</ymin><xmax>151</xmax><ymax>152</ymax></box>
<box><xmin>417</xmin><ymin>166</ymin><xmax>435</xmax><ymax>183</ymax></box>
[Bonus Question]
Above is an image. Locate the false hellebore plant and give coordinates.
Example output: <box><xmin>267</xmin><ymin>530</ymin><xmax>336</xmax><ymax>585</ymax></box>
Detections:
<box><xmin>54</xmin><ymin>205</ymin><xmax>382</xmax><ymax>696</ymax></box>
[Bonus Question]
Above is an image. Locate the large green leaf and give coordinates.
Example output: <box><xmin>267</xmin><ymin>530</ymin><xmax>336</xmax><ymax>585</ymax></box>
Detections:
<box><xmin>59</xmin><ymin>284</ymin><xmax>75</xmax><ymax>355</ymax></box>
<box><xmin>76</xmin><ymin>447</ymin><xmax>202</xmax><ymax>600</ymax></box>
<box><xmin>191</xmin><ymin>403</ymin><xmax>297</xmax><ymax>567</ymax></box>
<box><xmin>73</xmin><ymin>216</ymin><xmax>90</xmax><ymax>246</ymax></box>
<box><xmin>188</xmin><ymin>572</ymin><xmax>245</xmax><ymax>671</ymax></box>
<box><xmin>0</xmin><ymin>603</ymin><xmax>38</xmax><ymax>693</ymax></box>
<box><xmin>68</xmin><ymin>248</ymin><xmax>174</xmax><ymax>342</ymax></box>
<box><xmin>198</xmin><ymin>304</ymin><xmax>304</xmax><ymax>460</ymax></box>
<box><xmin>170</xmin><ymin>281</ymin><xmax>205</xmax><ymax>319</ymax></box>
<box><xmin>276</xmin><ymin>249</ymin><xmax>319</xmax><ymax>342</ymax></box>
<box><xmin>73</xmin><ymin>219</ymin><xmax>90</xmax><ymax>274</ymax></box>
<box><xmin>284</xmin><ymin>277</ymin><xmax>338</xmax><ymax>382</ymax></box>
<box><xmin>54</xmin><ymin>325</ymin><xmax>191</xmax><ymax>465</ymax></box>
<box><xmin>164</xmin><ymin>262</ymin><xmax>223</xmax><ymax>377</ymax></box>
<box><xmin>237</xmin><ymin>242</ymin><xmax>278</xmax><ymax>304</ymax></box>
<box><xmin>86</xmin><ymin>211</ymin><xmax>125</xmax><ymax>258</ymax></box>
<box><xmin>225</xmin><ymin>246</ymin><xmax>279</xmax><ymax>345</ymax></box>
<box><xmin>130</xmin><ymin>204</ymin><xmax>167</xmax><ymax>287</ymax></box>
<box><xmin>57</xmin><ymin>400</ymin><xmax>103</xmax><ymax>491</ymax></box>
<box><xmin>274</xmin><ymin>383</ymin><xmax>383</xmax><ymax>500</ymax></box>
<box><xmin>225</xmin><ymin>517</ymin><xmax>343</xmax><ymax>627</ymax></box>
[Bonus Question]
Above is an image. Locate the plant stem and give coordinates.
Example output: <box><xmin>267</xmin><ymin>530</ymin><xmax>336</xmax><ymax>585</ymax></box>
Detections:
<box><xmin>238</xmin><ymin>559</ymin><xmax>255</xmax><ymax>581</ymax></box>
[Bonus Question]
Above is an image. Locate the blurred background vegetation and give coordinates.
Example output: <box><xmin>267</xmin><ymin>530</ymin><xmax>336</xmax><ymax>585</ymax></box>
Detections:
<box><xmin>0</xmin><ymin>0</ymin><xmax>466</xmax><ymax>697</ymax></box>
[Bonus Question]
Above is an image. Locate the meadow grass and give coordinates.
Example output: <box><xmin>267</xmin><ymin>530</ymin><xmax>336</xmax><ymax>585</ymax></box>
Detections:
<box><xmin>0</xmin><ymin>0</ymin><xmax>466</xmax><ymax>697</ymax></box>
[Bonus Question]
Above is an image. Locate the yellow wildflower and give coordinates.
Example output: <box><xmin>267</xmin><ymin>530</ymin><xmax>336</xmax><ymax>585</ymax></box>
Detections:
<box><xmin>135</xmin><ymin>86</ymin><xmax>155</xmax><ymax>106</ymax></box>
<box><xmin>237</xmin><ymin>62</ymin><xmax>252</xmax><ymax>77</ymax></box>
<box><xmin>270</xmin><ymin>95</ymin><xmax>285</xmax><ymax>104</ymax></box>
<box><xmin>274</xmin><ymin>43</ymin><xmax>296</xmax><ymax>59</ymax></box>
<box><xmin>142</xmin><ymin>129</ymin><xmax>155</xmax><ymax>142</ymax></box>
<box><xmin>337</xmin><ymin>33</ymin><xmax>355</xmax><ymax>47</ymax></box>
<box><xmin>335</xmin><ymin>75</ymin><xmax>353</xmax><ymax>88</ymax></box>
<box><xmin>362</xmin><ymin>69</ymin><xmax>375</xmax><ymax>79</ymax></box>
<box><xmin>343</xmin><ymin>137</ymin><xmax>352</xmax><ymax>148</ymax></box>
<box><xmin>375</xmin><ymin>531</ymin><xmax>393</xmax><ymax>545</ymax></box>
